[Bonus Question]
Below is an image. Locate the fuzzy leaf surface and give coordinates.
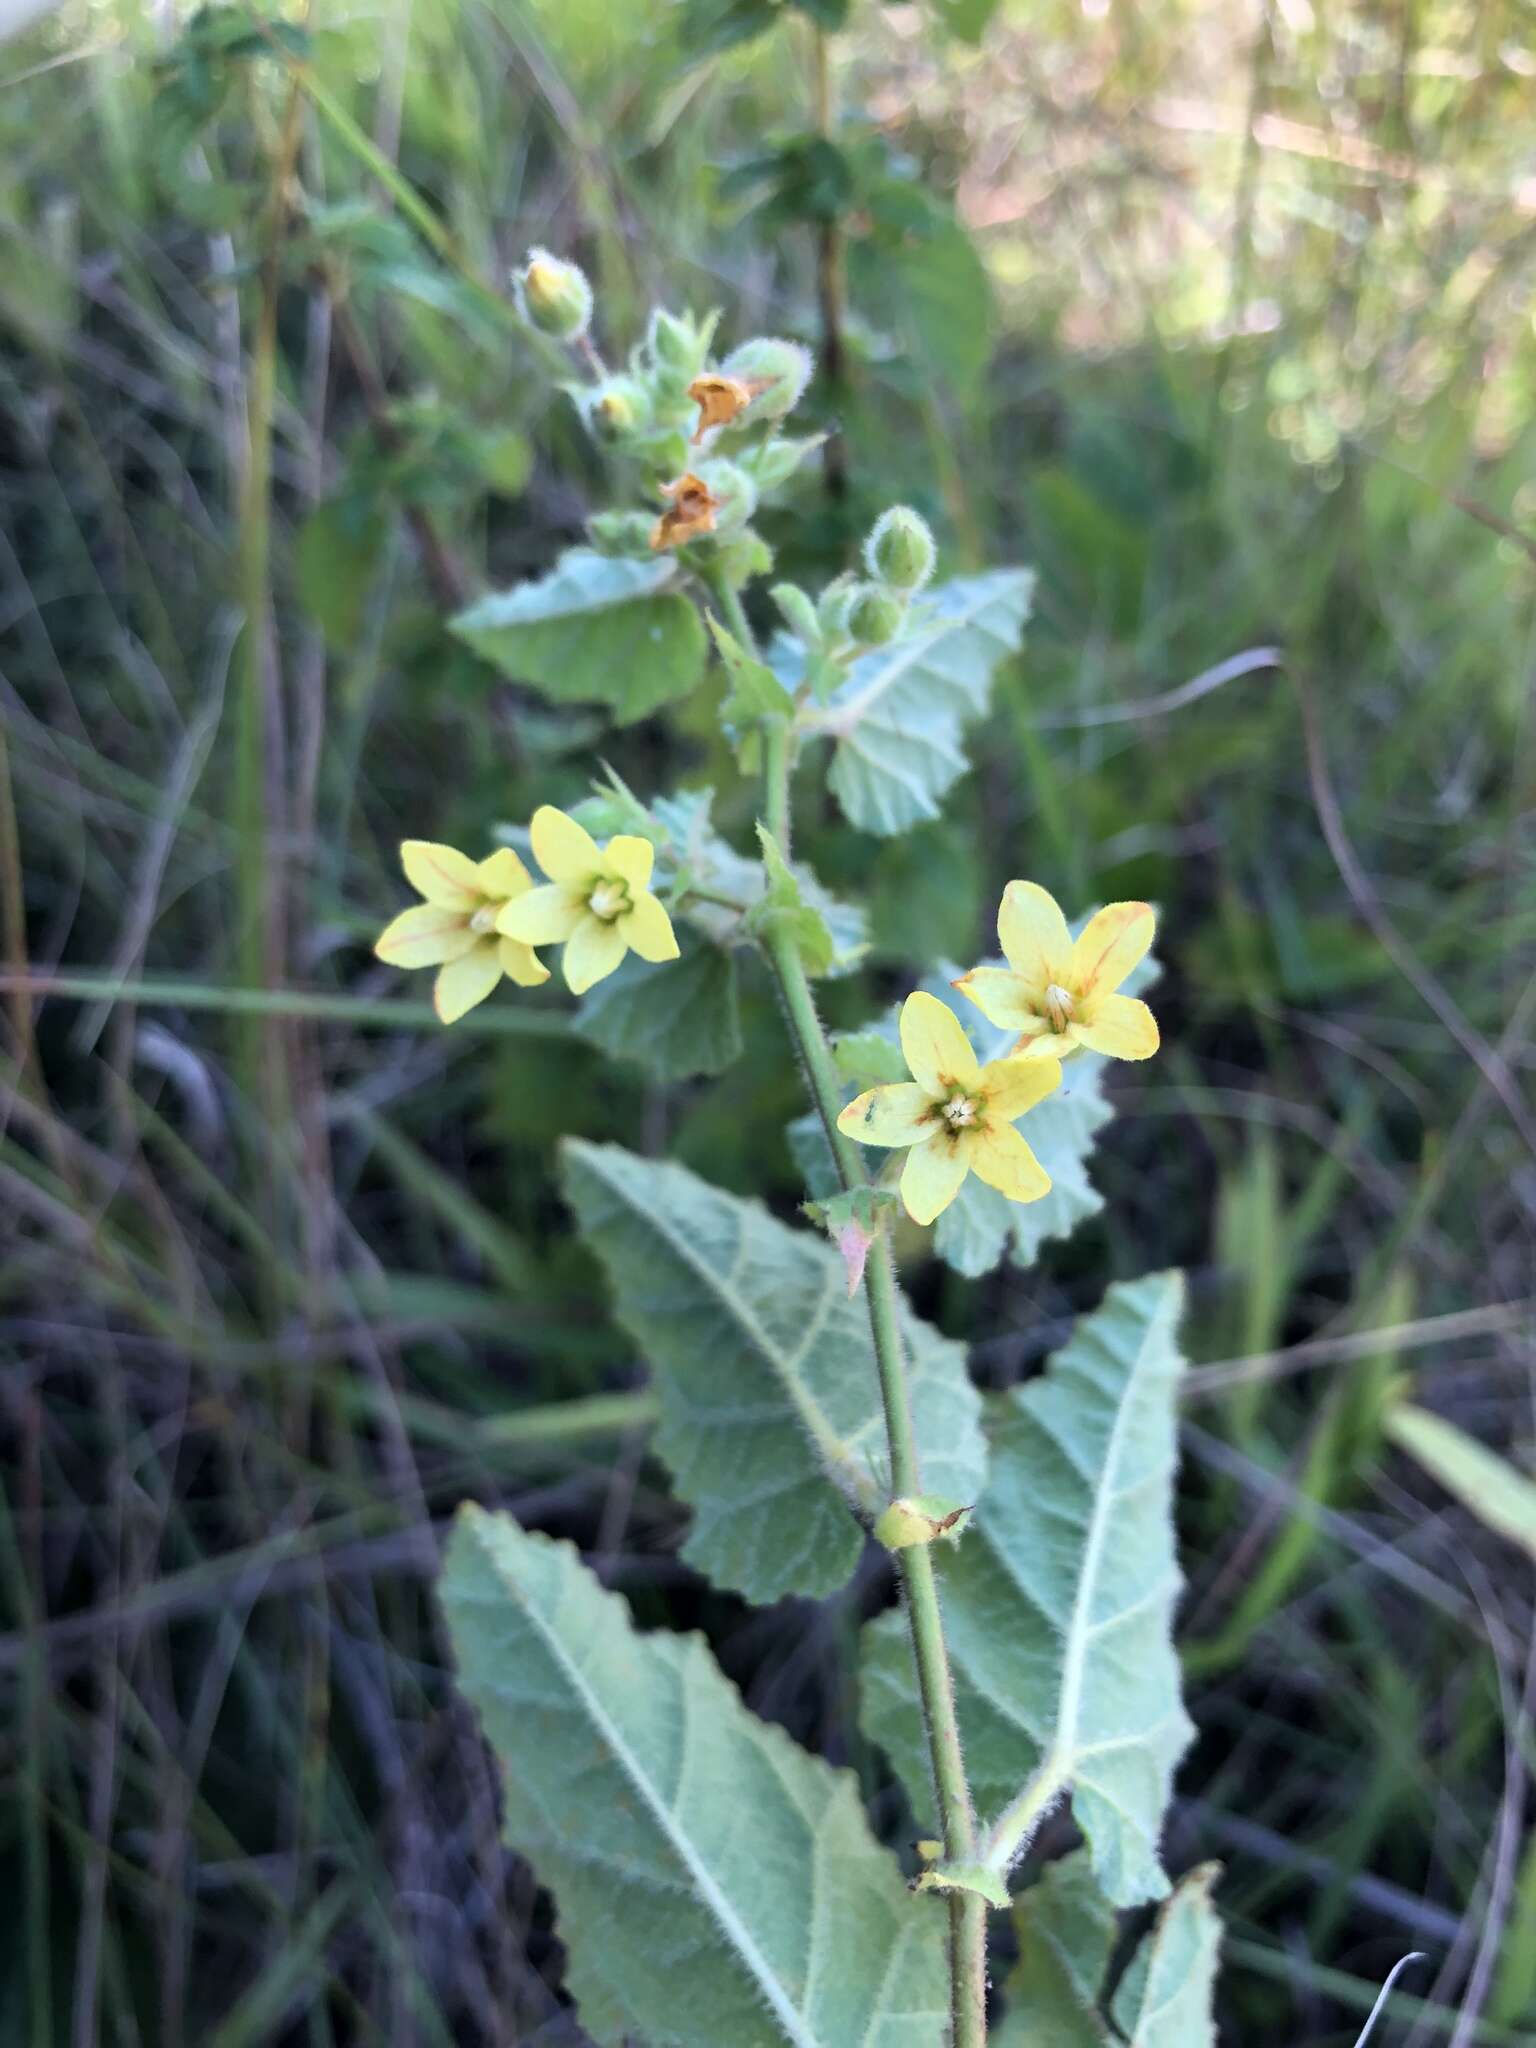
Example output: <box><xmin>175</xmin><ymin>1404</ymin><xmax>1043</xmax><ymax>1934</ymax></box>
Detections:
<box><xmin>806</xmin><ymin>569</ymin><xmax>1033</xmax><ymax>834</ymax></box>
<box><xmin>561</xmin><ymin>1140</ymin><xmax>986</xmax><ymax>1603</ymax></box>
<box><xmin>995</xmin><ymin>1851</ymin><xmax>1115</xmax><ymax>2047</ymax></box>
<box><xmin>451</xmin><ymin>547</ymin><xmax>706</xmax><ymax>723</ymax></box>
<box><xmin>1110</xmin><ymin>1864</ymin><xmax>1223</xmax><ymax>2046</ymax></box>
<box><xmin>575</xmin><ymin>932</ymin><xmax>741</xmax><ymax>1080</ymax></box>
<box><xmin>441</xmin><ymin>1508</ymin><xmax>947</xmax><ymax>2047</ymax></box>
<box><xmin>861</xmin><ymin>1272</ymin><xmax>1193</xmax><ymax>1906</ymax></box>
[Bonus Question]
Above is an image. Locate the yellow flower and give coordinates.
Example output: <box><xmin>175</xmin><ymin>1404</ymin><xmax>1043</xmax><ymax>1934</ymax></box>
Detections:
<box><xmin>835</xmin><ymin>991</ymin><xmax>1061</xmax><ymax>1226</ymax></box>
<box><xmin>374</xmin><ymin>842</ymin><xmax>549</xmax><ymax>1025</ymax></box>
<box><xmin>497</xmin><ymin>805</ymin><xmax>680</xmax><ymax>995</ymax></box>
<box><xmin>953</xmin><ymin>882</ymin><xmax>1160</xmax><ymax>1063</ymax></box>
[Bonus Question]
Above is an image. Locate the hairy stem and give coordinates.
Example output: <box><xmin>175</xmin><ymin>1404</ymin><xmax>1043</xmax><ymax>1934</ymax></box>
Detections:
<box><xmin>741</xmin><ymin>636</ymin><xmax>985</xmax><ymax>2037</ymax></box>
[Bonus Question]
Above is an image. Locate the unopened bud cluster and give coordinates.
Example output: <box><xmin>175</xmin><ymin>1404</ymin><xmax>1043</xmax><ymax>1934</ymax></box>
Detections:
<box><xmin>837</xmin><ymin>506</ymin><xmax>936</xmax><ymax>650</ymax></box>
<box><xmin>516</xmin><ymin>254</ymin><xmax>821</xmax><ymax>586</ymax></box>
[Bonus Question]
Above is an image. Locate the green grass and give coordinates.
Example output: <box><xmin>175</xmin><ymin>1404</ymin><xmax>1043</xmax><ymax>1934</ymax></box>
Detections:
<box><xmin>2</xmin><ymin>1</ymin><xmax>1534</xmax><ymax>2041</ymax></box>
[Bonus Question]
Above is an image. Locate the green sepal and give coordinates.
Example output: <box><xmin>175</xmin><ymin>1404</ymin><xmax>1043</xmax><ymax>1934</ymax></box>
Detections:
<box><xmin>748</xmin><ymin>824</ymin><xmax>837</xmax><ymax>975</ymax></box>
<box><xmin>873</xmin><ymin>1494</ymin><xmax>974</xmax><ymax>1551</ymax></box>
<box><xmin>709</xmin><ymin>614</ymin><xmax>792</xmax><ymax>748</ymax></box>
<box><xmin>912</xmin><ymin>1861</ymin><xmax>1011</xmax><ymax>1911</ymax></box>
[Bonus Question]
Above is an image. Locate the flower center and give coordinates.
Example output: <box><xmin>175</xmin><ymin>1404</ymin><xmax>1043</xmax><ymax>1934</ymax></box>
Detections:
<box><xmin>588</xmin><ymin>879</ymin><xmax>630</xmax><ymax>922</ymax></box>
<box><xmin>942</xmin><ymin>1094</ymin><xmax>978</xmax><ymax>1130</ymax></box>
<box><xmin>469</xmin><ymin>904</ymin><xmax>499</xmax><ymax>935</ymax></box>
<box><xmin>1044</xmin><ymin>982</ymin><xmax>1076</xmax><ymax>1033</ymax></box>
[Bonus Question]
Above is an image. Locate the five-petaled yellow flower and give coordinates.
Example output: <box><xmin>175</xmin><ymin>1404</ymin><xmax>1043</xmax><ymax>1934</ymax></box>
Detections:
<box><xmin>953</xmin><ymin>882</ymin><xmax>1159</xmax><ymax>1063</ymax></box>
<box><xmin>497</xmin><ymin>804</ymin><xmax>680</xmax><ymax>995</ymax></box>
<box><xmin>836</xmin><ymin>991</ymin><xmax>1061</xmax><ymax>1226</ymax></box>
<box><xmin>375</xmin><ymin>842</ymin><xmax>549</xmax><ymax>1025</ymax></box>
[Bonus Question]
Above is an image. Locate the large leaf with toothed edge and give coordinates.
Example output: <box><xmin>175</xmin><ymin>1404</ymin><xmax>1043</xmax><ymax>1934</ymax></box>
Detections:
<box><xmin>451</xmin><ymin>547</ymin><xmax>706</xmax><ymax>722</ymax></box>
<box><xmin>860</xmin><ymin>1272</ymin><xmax>1193</xmax><ymax>1907</ymax></box>
<box><xmin>441</xmin><ymin>1508</ymin><xmax>947</xmax><ymax>2047</ymax></box>
<box><xmin>560</xmin><ymin>1139</ymin><xmax>987</xmax><ymax>1604</ymax></box>
<box><xmin>800</xmin><ymin>568</ymin><xmax>1033</xmax><ymax>835</ymax></box>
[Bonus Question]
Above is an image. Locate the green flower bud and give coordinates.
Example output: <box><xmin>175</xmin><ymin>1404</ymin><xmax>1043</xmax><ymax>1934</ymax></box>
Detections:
<box><xmin>514</xmin><ymin>248</ymin><xmax>593</xmax><ymax>341</ymax></box>
<box><xmin>586</xmin><ymin>376</ymin><xmax>651</xmax><ymax>445</ymax></box>
<box><xmin>587</xmin><ymin>509</ymin><xmax>656</xmax><ymax>557</ymax></box>
<box><xmin>865</xmin><ymin>505</ymin><xmax>936</xmax><ymax>592</ymax></box>
<box><xmin>741</xmin><ymin>434</ymin><xmax>825</xmax><ymax>491</ymax></box>
<box><xmin>816</xmin><ymin>573</ymin><xmax>859</xmax><ymax>641</ymax></box>
<box><xmin>847</xmin><ymin>582</ymin><xmax>907</xmax><ymax>648</ymax></box>
<box><xmin>721</xmin><ymin>337</ymin><xmax>814</xmax><ymax>422</ymax></box>
<box><xmin>646</xmin><ymin>307</ymin><xmax>718</xmax><ymax>387</ymax></box>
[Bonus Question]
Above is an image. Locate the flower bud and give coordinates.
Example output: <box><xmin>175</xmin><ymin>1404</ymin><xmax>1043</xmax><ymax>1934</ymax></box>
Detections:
<box><xmin>514</xmin><ymin>248</ymin><xmax>593</xmax><ymax>341</ymax></box>
<box><xmin>865</xmin><ymin>505</ymin><xmax>936</xmax><ymax>592</ymax></box>
<box><xmin>847</xmin><ymin>582</ymin><xmax>907</xmax><ymax>648</ymax></box>
<box><xmin>648</xmin><ymin>307</ymin><xmax>714</xmax><ymax>382</ymax></box>
<box><xmin>587</xmin><ymin>509</ymin><xmax>657</xmax><ymax>557</ymax></box>
<box><xmin>586</xmin><ymin>377</ymin><xmax>651</xmax><ymax>445</ymax></box>
<box><xmin>721</xmin><ymin>337</ymin><xmax>814</xmax><ymax>422</ymax></box>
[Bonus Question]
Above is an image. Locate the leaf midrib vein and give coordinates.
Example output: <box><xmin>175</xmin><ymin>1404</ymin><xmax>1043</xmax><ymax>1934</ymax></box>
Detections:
<box><xmin>501</xmin><ymin>1562</ymin><xmax>821</xmax><ymax>2048</ymax></box>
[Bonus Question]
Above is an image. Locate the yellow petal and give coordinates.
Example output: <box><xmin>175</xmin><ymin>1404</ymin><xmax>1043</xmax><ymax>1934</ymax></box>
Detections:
<box><xmin>900</xmin><ymin>1135</ymin><xmax>970</xmax><ymax>1226</ymax></box>
<box><xmin>497</xmin><ymin>885</ymin><xmax>584</xmax><ymax>945</ymax></box>
<box><xmin>1012</xmin><ymin>1030</ymin><xmax>1077</xmax><ymax>1062</ymax></box>
<box><xmin>836</xmin><ymin>1082</ymin><xmax>936</xmax><ymax>1148</ymax></box>
<box><xmin>476</xmin><ymin>846</ymin><xmax>533</xmax><ymax>902</ymax></box>
<box><xmin>530</xmin><ymin>805</ymin><xmax>602</xmax><ymax>887</ymax></box>
<box><xmin>967</xmin><ymin>1122</ymin><xmax>1051</xmax><ymax>1205</ymax></box>
<box><xmin>621</xmin><ymin>890</ymin><xmax>680</xmax><ymax>964</ymax></box>
<box><xmin>982</xmin><ymin>1056</ymin><xmax>1063</xmax><ymax>1123</ymax></box>
<box><xmin>375</xmin><ymin>903</ymin><xmax>477</xmax><ymax>969</ymax></box>
<box><xmin>997</xmin><ymin>881</ymin><xmax>1073</xmax><ymax>992</ymax></box>
<box><xmin>604</xmin><ymin>834</ymin><xmax>655</xmax><ymax>890</ymax></box>
<box><xmin>499</xmin><ymin>935</ymin><xmax>550</xmax><ymax>988</ymax></box>
<box><xmin>951</xmin><ymin>967</ymin><xmax>1040</xmax><ymax>1033</ymax></box>
<box><xmin>401</xmin><ymin>840</ymin><xmax>481</xmax><ymax>911</ymax></box>
<box><xmin>1072</xmin><ymin>901</ymin><xmax>1154</xmax><ymax>1001</ymax></box>
<box><xmin>899</xmin><ymin>990</ymin><xmax>980</xmax><ymax>1096</ymax></box>
<box><xmin>563</xmin><ymin>913</ymin><xmax>628</xmax><ymax>994</ymax></box>
<box><xmin>433</xmin><ymin>940</ymin><xmax>502</xmax><ymax>1024</ymax></box>
<box><xmin>1071</xmin><ymin>993</ymin><xmax>1159</xmax><ymax>1061</ymax></box>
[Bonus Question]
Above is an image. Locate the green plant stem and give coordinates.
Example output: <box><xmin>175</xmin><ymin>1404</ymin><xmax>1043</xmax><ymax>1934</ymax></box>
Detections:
<box><xmin>765</xmin><ymin>924</ymin><xmax>986</xmax><ymax>2043</ymax></box>
<box><xmin>748</xmin><ymin>677</ymin><xmax>986</xmax><ymax>2041</ymax></box>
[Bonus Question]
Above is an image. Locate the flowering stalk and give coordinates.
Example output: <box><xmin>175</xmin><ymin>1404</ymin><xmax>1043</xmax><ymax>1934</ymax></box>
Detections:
<box><xmin>742</xmin><ymin>638</ymin><xmax>988</xmax><ymax>2045</ymax></box>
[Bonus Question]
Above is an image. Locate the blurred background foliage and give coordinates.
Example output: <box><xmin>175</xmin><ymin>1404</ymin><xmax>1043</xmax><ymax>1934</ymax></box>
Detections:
<box><xmin>2</xmin><ymin>0</ymin><xmax>1534</xmax><ymax>2042</ymax></box>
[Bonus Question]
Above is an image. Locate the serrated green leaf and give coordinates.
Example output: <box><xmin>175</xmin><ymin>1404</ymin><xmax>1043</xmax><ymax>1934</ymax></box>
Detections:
<box><xmin>861</xmin><ymin>1273</ymin><xmax>1193</xmax><ymax>1907</ymax></box>
<box><xmin>575</xmin><ymin>932</ymin><xmax>742</xmax><ymax>1080</ymax></box>
<box><xmin>1385</xmin><ymin>1402</ymin><xmax>1536</xmax><ymax>1562</ymax></box>
<box><xmin>1000</xmin><ymin>1850</ymin><xmax>1117</xmax><ymax>2046</ymax></box>
<box><xmin>1111</xmin><ymin>1864</ymin><xmax>1223</xmax><ymax>2046</ymax></box>
<box><xmin>440</xmin><ymin>1508</ymin><xmax>947</xmax><ymax>2048</ymax></box>
<box><xmin>451</xmin><ymin>548</ymin><xmax>707</xmax><ymax>724</ymax></box>
<box><xmin>808</xmin><ymin>569</ymin><xmax>1034</xmax><ymax>835</ymax></box>
<box><xmin>560</xmin><ymin>1141</ymin><xmax>987</xmax><ymax>1604</ymax></box>
<box><xmin>833</xmin><ymin>1031</ymin><xmax>910</xmax><ymax>1087</ymax></box>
